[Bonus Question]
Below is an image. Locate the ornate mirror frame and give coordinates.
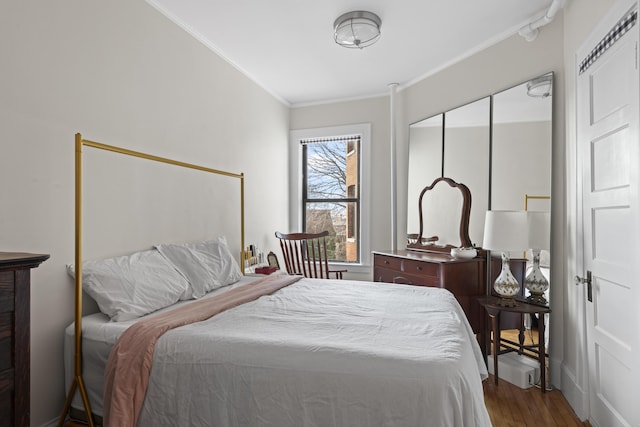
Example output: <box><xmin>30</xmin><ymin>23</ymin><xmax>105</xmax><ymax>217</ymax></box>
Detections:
<box><xmin>407</xmin><ymin>176</ymin><xmax>473</xmax><ymax>253</ymax></box>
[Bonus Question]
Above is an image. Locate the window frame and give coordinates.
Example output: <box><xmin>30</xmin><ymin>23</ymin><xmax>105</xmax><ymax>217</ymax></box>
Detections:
<box><xmin>289</xmin><ymin>124</ymin><xmax>371</xmax><ymax>272</ymax></box>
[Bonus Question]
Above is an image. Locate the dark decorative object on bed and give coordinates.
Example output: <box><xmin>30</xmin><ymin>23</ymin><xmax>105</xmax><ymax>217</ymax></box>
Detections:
<box><xmin>275</xmin><ymin>230</ymin><xmax>347</xmax><ymax>279</ymax></box>
<box><xmin>0</xmin><ymin>252</ymin><xmax>49</xmax><ymax>427</ymax></box>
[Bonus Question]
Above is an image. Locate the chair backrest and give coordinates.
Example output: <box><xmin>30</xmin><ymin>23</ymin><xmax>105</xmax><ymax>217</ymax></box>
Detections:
<box><xmin>275</xmin><ymin>231</ymin><xmax>340</xmax><ymax>279</ymax></box>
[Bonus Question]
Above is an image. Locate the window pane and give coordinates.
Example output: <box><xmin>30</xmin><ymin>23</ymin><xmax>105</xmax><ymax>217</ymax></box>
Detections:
<box><xmin>306</xmin><ymin>141</ymin><xmax>347</xmax><ymax>199</ymax></box>
<box><xmin>305</xmin><ymin>202</ymin><xmax>358</xmax><ymax>263</ymax></box>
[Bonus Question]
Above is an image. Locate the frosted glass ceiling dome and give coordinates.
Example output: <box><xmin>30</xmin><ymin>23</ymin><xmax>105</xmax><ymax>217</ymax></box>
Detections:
<box><xmin>333</xmin><ymin>11</ymin><xmax>382</xmax><ymax>49</ymax></box>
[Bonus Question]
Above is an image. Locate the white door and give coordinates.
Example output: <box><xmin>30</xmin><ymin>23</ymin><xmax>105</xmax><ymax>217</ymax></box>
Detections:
<box><xmin>576</xmin><ymin>3</ymin><xmax>640</xmax><ymax>427</ymax></box>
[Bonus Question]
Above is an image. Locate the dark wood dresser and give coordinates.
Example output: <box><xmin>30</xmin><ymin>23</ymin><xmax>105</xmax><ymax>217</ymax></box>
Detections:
<box><xmin>0</xmin><ymin>252</ymin><xmax>49</xmax><ymax>427</ymax></box>
<box><xmin>372</xmin><ymin>250</ymin><xmax>485</xmax><ymax>335</ymax></box>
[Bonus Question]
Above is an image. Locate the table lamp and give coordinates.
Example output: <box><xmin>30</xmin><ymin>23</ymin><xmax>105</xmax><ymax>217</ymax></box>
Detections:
<box><xmin>483</xmin><ymin>210</ymin><xmax>528</xmax><ymax>306</ymax></box>
<box><xmin>524</xmin><ymin>211</ymin><xmax>551</xmax><ymax>304</ymax></box>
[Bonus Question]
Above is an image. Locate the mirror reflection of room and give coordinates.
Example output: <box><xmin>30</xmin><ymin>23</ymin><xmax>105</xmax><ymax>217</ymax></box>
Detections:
<box><xmin>491</xmin><ymin>73</ymin><xmax>552</xmax><ymax>384</ymax></box>
<box><xmin>444</xmin><ymin>97</ymin><xmax>490</xmax><ymax>247</ymax></box>
<box><xmin>406</xmin><ymin>72</ymin><xmax>553</xmax><ymax>388</ymax></box>
<box><xmin>407</xmin><ymin>114</ymin><xmax>443</xmax><ymax>236</ymax></box>
<box><xmin>419</xmin><ymin>180</ymin><xmax>464</xmax><ymax>246</ymax></box>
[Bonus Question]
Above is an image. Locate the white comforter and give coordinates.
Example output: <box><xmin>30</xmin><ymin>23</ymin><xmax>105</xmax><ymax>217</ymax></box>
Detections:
<box><xmin>68</xmin><ymin>277</ymin><xmax>490</xmax><ymax>427</ymax></box>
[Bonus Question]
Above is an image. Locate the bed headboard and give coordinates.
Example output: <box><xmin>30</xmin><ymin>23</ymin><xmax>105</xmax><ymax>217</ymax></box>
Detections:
<box><xmin>60</xmin><ymin>133</ymin><xmax>245</xmax><ymax>427</ymax></box>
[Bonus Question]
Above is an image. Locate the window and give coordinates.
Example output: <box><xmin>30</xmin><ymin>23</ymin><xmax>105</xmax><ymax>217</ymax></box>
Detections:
<box><xmin>290</xmin><ymin>124</ymin><xmax>370</xmax><ymax>270</ymax></box>
<box><xmin>302</xmin><ymin>136</ymin><xmax>360</xmax><ymax>262</ymax></box>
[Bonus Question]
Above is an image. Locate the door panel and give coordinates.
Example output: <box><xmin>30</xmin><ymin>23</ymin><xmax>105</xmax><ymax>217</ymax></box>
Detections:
<box><xmin>577</xmin><ymin>3</ymin><xmax>639</xmax><ymax>426</ymax></box>
<box><xmin>594</xmin><ymin>276</ymin><xmax>632</xmax><ymax>345</ymax></box>
<box><xmin>590</xmin><ymin>42</ymin><xmax>634</xmax><ymax>123</ymax></box>
<box><xmin>592</xmin><ymin>206</ymin><xmax>632</xmax><ymax>265</ymax></box>
<box><xmin>591</xmin><ymin>126</ymin><xmax>630</xmax><ymax>191</ymax></box>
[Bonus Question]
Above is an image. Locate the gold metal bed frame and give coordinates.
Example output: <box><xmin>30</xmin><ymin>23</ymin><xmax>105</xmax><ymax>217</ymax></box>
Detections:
<box><xmin>59</xmin><ymin>133</ymin><xmax>245</xmax><ymax>427</ymax></box>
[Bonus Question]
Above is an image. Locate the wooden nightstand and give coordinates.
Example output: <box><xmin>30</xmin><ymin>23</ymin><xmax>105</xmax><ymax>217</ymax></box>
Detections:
<box><xmin>0</xmin><ymin>252</ymin><xmax>49</xmax><ymax>427</ymax></box>
<box><xmin>478</xmin><ymin>296</ymin><xmax>551</xmax><ymax>393</ymax></box>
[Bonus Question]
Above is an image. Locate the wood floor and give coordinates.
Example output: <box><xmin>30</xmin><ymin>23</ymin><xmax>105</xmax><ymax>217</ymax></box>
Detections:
<box><xmin>68</xmin><ymin>384</ymin><xmax>588</xmax><ymax>427</ymax></box>
<box><xmin>484</xmin><ymin>374</ymin><xmax>588</xmax><ymax>426</ymax></box>
<box><xmin>67</xmin><ymin>386</ymin><xmax>587</xmax><ymax>427</ymax></box>
<box><xmin>485</xmin><ymin>328</ymin><xmax>588</xmax><ymax>426</ymax></box>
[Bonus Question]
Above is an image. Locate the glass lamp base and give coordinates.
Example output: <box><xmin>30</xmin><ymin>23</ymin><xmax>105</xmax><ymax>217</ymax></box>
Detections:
<box><xmin>524</xmin><ymin>249</ymin><xmax>549</xmax><ymax>305</ymax></box>
<box><xmin>493</xmin><ymin>252</ymin><xmax>521</xmax><ymax>306</ymax></box>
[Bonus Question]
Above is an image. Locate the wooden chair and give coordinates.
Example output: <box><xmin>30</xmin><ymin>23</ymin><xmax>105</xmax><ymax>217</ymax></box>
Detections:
<box><xmin>275</xmin><ymin>231</ymin><xmax>346</xmax><ymax>279</ymax></box>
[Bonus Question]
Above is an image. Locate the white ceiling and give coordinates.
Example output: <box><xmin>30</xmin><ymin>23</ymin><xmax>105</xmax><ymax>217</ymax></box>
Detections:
<box><xmin>147</xmin><ymin>0</ymin><xmax>555</xmax><ymax>106</ymax></box>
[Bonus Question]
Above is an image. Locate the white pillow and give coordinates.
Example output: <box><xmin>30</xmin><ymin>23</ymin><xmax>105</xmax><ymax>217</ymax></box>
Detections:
<box><xmin>67</xmin><ymin>249</ymin><xmax>190</xmax><ymax>321</ymax></box>
<box><xmin>156</xmin><ymin>236</ymin><xmax>242</xmax><ymax>298</ymax></box>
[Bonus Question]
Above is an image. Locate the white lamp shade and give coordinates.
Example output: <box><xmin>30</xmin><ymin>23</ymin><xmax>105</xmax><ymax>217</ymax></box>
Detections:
<box><xmin>482</xmin><ymin>210</ymin><xmax>528</xmax><ymax>252</ymax></box>
<box><xmin>527</xmin><ymin>211</ymin><xmax>550</xmax><ymax>250</ymax></box>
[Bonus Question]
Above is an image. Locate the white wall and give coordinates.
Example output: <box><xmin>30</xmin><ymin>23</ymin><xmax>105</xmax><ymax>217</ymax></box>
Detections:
<box><xmin>0</xmin><ymin>1</ymin><xmax>289</xmax><ymax>425</ymax></box>
<box><xmin>290</xmin><ymin>97</ymin><xmax>390</xmax><ymax>281</ymax></box>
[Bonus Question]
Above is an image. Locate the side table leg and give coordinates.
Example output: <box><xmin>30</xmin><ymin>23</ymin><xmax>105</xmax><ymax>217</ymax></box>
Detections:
<box><xmin>490</xmin><ymin>312</ymin><xmax>500</xmax><ymax>386</ymax></box>
<box><xmin>539</xmin><ymin>314</ymin><xmax>547</xmax><ymax>393</ymax></box>
<box><xmin>518</xmin><ymin>313</ymin><xmax>525</xmax><ymax>355</ymax></box>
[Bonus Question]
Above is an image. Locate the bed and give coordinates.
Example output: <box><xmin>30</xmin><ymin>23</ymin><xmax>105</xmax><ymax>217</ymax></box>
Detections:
<box><xmin>65</xmin><ymin>274</ymin><xmax>490</xmax><ymax>426</ymax></box>
<box><xmin>60</xmin><ymin>134</ymin><xmax>491</xmax><ymax>427</ymax></box>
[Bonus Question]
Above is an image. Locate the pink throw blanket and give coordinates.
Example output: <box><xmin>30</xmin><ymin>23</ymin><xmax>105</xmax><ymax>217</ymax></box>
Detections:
<box><xmin>103</xmin><ymin>274</ymin><xmax>302</xmax><ymax>427</ymax></box>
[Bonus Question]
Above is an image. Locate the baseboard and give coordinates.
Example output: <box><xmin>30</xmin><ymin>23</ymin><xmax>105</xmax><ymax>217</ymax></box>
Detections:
<box><xmin>36</xmin><ymin>418</ymin><xmax>94</xmax><ymax>427</ymax></box>
<box><xmin>560</xmin><ymin>363</ymin><xmax>589</xmax><ymax>421</ymax></box>
<box><xmin>549</xmin><ymin>354</ymin><xmax>562</xmax><ymax>388</ymax></box>
<box><xmin>36</xmin><ymin>418</ymin><xmax>59</xmax><ymax>427</ymax></box>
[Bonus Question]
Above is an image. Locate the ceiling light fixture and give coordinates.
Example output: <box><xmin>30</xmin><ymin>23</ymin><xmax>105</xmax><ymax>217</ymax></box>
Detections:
<box><xmin>334</xmin><ymin>11</ymin><xmax>381</xmax><ymax>49</ymax></box>
<box><xmin>526</xmin><ymin>74</ymin><xmax>553</xmax><ymax>98</ymax></box>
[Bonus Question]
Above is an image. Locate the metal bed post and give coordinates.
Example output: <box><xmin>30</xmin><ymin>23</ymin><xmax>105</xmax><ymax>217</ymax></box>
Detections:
<box><xmin>59</xmin><ymin>133</ymin><xmax>245</xmax><ymax>426</ymax></box>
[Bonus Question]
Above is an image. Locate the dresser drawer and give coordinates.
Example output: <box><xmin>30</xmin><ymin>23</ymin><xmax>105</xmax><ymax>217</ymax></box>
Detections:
<box><xmin>374</xmin><ymin>255</ymin><xmax>439</xmax><ymax>279</ymax></box>
<box><xmin>440</xmin><ymin>261</ymin><xmax>483</xmax><ymax>296</ymax></box>
<box><xmin>455</xmin><ymin>295</ymin><xmax>483</xmax><ymax>334</ymax></box>
<box><xmin>0</xmin><ymin>272</ymin><xmax>14</xmax><ymax>314</ymax></box>
<box><xmin>374</xmin><ymin>266</ymin><xmax>404</xmax><ymax>284</ymax></box>
<box><xmin>0</xmin><ymin>368</ymin><xmax>14</xmax><ymax>426</ymax></box>
<box><xmin>374</xmin><ymin>267</ymin><xmax>439</xmax><ymax>287</ymax></box>
<box><xmin>402</xmin><ymin>258</ymin><xmax>439</xmax><ymax>279</ymax></box>
<box><xmin>0</xmin><ymin>312</ymin><xmax>12</xmax><ymax>372</ymax></box>
<box><xmin>374</xmin><ymin>254</ymin><xmax>403</xmax><ymax>270</ymax></box>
